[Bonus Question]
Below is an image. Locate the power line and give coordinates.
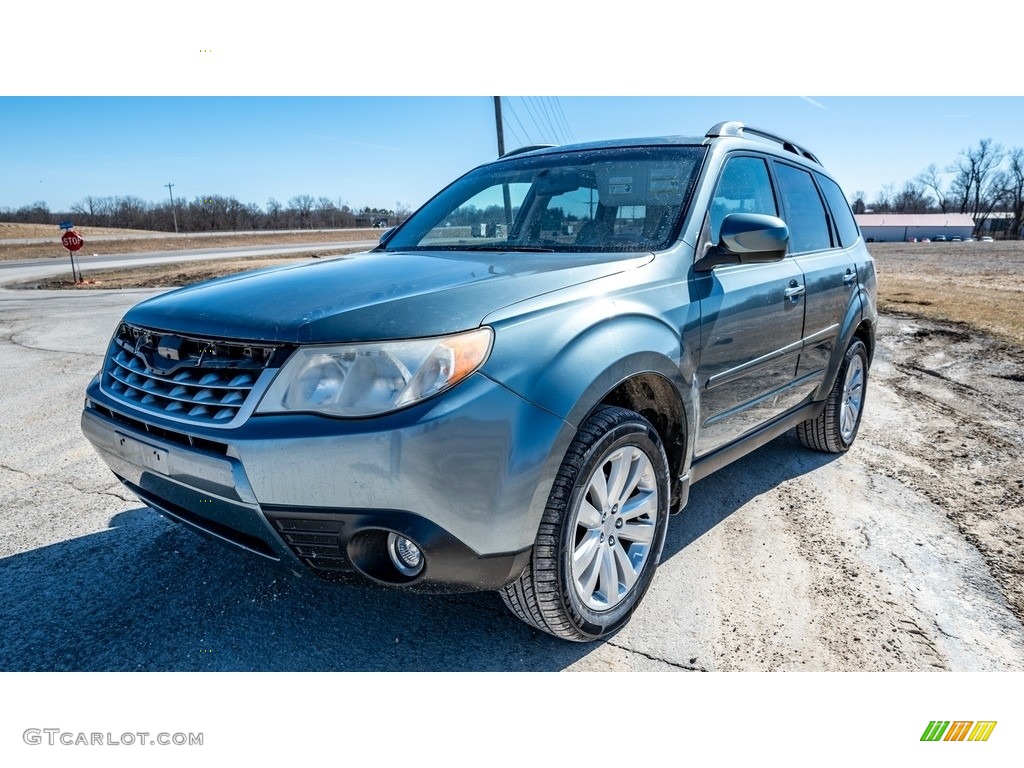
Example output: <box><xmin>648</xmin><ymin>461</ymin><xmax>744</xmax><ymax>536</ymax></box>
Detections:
<box><xmin>502</xmin><ymin>115</ymin><xmax>526</xmax><ymax>149</ymax></box>
<box><xmin>537</xmin><ymin>96</ymin><xmax>565</xmax><ymax>144</ymax></box>
<box><xmin>551</xmin><ymin>97</ymin><xmax>575</xmax><ymax>144</ymax></box>
<box><xmin>519</xmin><ymin>97</ymin><xmax>549</xmax><ymax>143</ymax></box>
<box><xmin>503</xmin><ymin>98</ymin><xmax>533</xmax><ymax>146</ymax></box>
<box><xmin>529</xmin><ymin>96</ymin><xmax>560</xmax><ymax>143</ymax></box>
<box><xmin>539</xmin><ymin>97</ymin><xmax>564</xmax><ymax>144</ymax></box>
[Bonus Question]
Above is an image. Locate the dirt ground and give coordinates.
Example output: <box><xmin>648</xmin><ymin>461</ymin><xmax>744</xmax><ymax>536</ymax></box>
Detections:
<box><xmin>870</xmin><ymin>241</ymin><xmax>1024</xmax><ymax>345</ymax></box>
<box><xmin>858</xmin><ymin>313</ymin><xmax>1024</xmax><ymax>625</ymax></box>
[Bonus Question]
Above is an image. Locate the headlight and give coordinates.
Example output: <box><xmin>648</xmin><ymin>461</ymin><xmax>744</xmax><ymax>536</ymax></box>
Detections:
<box><xmin>256</xmin><ymin>327</ymin><xmax>493</xmax><ymax>417</ymax></box>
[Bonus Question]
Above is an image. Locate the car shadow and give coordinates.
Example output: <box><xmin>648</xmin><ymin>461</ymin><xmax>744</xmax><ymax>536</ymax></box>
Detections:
<box><xmin>0</xmin><ymin>433</ymin><xmax>838</xmax><ymax>672</ymax></box>
<box><xmin>0</xmin><ymin>505</ymin><xmax>589</xmax><ymax>671</ymax></box>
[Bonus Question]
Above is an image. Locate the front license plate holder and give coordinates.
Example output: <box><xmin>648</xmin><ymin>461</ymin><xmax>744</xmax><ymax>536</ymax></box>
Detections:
<box><xmin>115</xmin><ymin>431</ymin><xmax>170</xmax><ymax>476</ymax></box>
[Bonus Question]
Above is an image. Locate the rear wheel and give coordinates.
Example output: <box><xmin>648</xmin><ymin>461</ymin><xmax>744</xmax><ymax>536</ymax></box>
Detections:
<box><xmin>796</xmin><ymin>338</ymin><xmax>868</xmax><ymax>453</ymax></box>
<box><xmin>500</xmin><ymin>406</ymin><xmax>670</xmax><ymax>641</ymax></box>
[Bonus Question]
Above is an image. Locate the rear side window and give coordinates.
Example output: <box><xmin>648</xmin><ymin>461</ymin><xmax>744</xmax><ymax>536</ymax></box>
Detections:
<box><xmin>816</xmin><ymin>173</ymin><xmax>861</xmax><ymax>247</ymax></box>
<box><xmin>774</xmin><ymin>163</ymin><xmax>832</xmax><ymax>254</ymax></box>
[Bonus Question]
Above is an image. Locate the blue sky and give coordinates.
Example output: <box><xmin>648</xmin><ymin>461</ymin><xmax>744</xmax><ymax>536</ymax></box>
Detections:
<box><xmin>2</xmin><ymin>96</ymin><xmax>1023</xmax><ymax>214</ymax></box>
<box><xmin>3</xmin><ymin>4</ymin><xmax>1022</xmax><ymax>216</ymax></box>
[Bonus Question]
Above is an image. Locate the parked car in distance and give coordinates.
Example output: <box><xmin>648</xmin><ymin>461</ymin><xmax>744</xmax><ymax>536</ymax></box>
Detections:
<box><xmin>981</xmin><ymin>236</ymin><xmax>994</xmax><ymax>242</ymax></box>
<box><xmin>81</xmin><ymin>121</ymin><xmax>878</xmax><ymax>641</ymax></box>
<box><xmin>934</xmin><ymin>235</ymin><xmax>947</xmax><ymax>242</ymax></box>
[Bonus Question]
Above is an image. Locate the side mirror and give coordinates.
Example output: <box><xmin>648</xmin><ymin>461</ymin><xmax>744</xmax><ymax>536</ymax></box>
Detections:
<box><xmin>695</xmin><ymin>213</ymin><xmax>789</xmax><ymax>271</ymax></box>
<box><xmin>378</xmin><ymin>227</ymin><xmax>397</xmax><ymax>246</ymax></box>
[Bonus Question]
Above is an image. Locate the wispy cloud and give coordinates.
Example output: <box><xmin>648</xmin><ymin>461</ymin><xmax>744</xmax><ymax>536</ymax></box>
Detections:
<box><xmin>799</xmin><ymin>96</ymin><xmax>828</xmax><ymax>111</ymax></box>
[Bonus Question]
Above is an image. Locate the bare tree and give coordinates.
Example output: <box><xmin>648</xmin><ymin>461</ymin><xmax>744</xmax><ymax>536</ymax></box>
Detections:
<box><xmin>244</xmin><ymin>202</ymin><xmax>263</xmax><ymax>230</ymax></box>
<box><xmin>112</xmin><ymin>196</ymin><xmax>147</xmax><ymax>229</ymax></box>
<box><xmin>70</xmin><ymin>195</ymin><xmax>106</xmax><ymax>224</ymax></box>
<box><xmin>14</xmin><ymin>201</ymin><xmax>52</xmax><ymax>224</ymax></box>
<box><xmin>892</xmin><ymin>181</ymin><xmax>932</xmax><ymax>214</ymax></box>
<box><xmin>949</xmin><ymin>139</ymin><xmax>1005</xmax><ymax>236</ymax></box>
<box><xmin>266</xmin><ymin>198</ymin><xmax>283</xmax><ymax>230</ymax></box>
<box><xmin>871</xmin><ymin>183</ymin><xmax>895</xmax><ymax>213</ymax></box>
<box><xmin>289</xmin><ymin>195</ymin><xmax>316</xmax><ymax>228</ymax></box>
<box><xmin>1003</xmin><ymin>148</ymin><xmax>1024</xmax><ymax>240</ymax></box>
<box><xmin>316</xmin><ymin>196</ymin><xmax>337</xmax><ymax>228</ymax></box>
<box><xmin>915</xmin><ymin>164</ymin><xmax>950</xmax><ymax>213</ymax></box>
<box><xmin>394</xmin><ymin>200</ymin><xmax>413</xmax><ymax>223</ymax></box>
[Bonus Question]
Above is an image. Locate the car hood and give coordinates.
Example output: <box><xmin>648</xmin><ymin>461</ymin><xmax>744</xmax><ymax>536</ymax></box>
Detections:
<box><xmin>123</xmin><ymin>249</ymin><xmax>654</xmax><ymax>343</ymax></box>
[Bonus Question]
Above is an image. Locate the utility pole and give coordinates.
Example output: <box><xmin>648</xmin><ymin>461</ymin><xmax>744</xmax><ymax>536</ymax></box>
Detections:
<box><xmin>494</xmin><ymin>97</ymin><xmax>511</xmax><ymax>234</ymax></box>
<box><xmin>493</xmin><ymin>96</ymin><xmax>506</xmax><ymax>157</ymax></box>
<box><xmin>165</xmin><ymin>183</ymin><xmax>179</xmax><ymax>233</ymax></box>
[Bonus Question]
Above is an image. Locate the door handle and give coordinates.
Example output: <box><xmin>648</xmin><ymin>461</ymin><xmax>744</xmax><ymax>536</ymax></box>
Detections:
<box><xmin>843</xmin><ymin>269</ymin><xmax>857</xmax><ymax>285</ymax></box>
<box><xmin>784</xmin><ymin>282</ymin><xmax>805</xmax><ymax>300</ymax></box>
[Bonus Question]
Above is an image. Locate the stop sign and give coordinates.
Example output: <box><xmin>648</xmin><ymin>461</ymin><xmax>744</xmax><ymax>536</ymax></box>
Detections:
<box><xmin>61</xmin><ymin>229</ymin><xmax>84</xmax><ymax>252</ymax></box>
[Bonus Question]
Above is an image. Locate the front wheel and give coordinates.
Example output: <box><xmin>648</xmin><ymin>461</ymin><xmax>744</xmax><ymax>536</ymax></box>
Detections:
<box><xmin>500</xmin><ymin>406</ymin><xmax>670</xmax><ymax>641</ymax></box>
<box><xmin>796</xmin><ymin>338</ymin><xmax>869</xmax><ymax>453</ymax></box>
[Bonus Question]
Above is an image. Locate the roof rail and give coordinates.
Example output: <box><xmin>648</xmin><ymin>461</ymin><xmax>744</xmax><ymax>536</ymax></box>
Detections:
<box><xmin>502</xmin><ymin>144</ymin><xmax>557</xmax><ymax>158</ymax></box>
<box><xmin>705</xmin><ymin>121</ymin><xmax>822</xmax><ymax>166</ymax></box>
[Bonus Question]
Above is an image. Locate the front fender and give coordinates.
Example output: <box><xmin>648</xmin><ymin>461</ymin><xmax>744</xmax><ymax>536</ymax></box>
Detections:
<box><xmin>482</xmin><ymin>303</ymin><xmax>696</xmax><ymax>432</ymax></box>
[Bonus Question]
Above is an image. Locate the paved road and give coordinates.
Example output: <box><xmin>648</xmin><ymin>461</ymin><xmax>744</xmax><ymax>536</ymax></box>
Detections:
<box><xmin>1</xmin><ymin>273</ymin><xmax>1022</xmax><ymax>671</ymax></box>
<box><xmin>0</xmin><ymin>227</ymin><xmax>381</xmax><ymax>246</ymax></box>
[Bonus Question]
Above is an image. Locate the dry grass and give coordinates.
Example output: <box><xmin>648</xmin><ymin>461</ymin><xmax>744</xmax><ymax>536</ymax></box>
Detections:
<box><xmin>0</xmin><ymin>222</ymin><xmax>160</xmax><ymax>239</ymax></box>
<box><xmin>0</xmin><ymin>228</ymin><xmax>378</xmax><ymax>261</ymax></box>
<box><xmin>869</xmin><ymin>241</ymin><xmax>1024</xmax><ymax>346</ymax></box>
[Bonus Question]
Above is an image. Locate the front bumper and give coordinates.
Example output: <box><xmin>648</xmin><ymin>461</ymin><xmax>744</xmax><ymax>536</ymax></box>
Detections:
<box><xmin>82</xmin><ymin>372</ymin><xmax>571</xmax><ymax>592</ymax></box>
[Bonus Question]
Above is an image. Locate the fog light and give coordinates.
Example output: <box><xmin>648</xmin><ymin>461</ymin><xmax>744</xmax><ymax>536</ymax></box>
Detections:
<box><xmin>387</xmin><ymin>532</ymin><xmax>424</xmax><ymax>577</ymax></box>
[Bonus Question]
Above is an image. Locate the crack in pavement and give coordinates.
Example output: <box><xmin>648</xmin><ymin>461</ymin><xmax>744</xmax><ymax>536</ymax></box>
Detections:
<box><xmin>606</xmin><ymin>641</ymin><xmax>707</xmax><ymax>671</ymax></box>
<box><xmin>1</xmin><ymin>467</ymin><xmax>132</xmax><ymax>504</ymax></box>
<box><xmin>0</xmin><ymin>463</ymin><xmax>36</xmax><ymax>480</ymax></box>
<box><xmin>7</xmin><ymin>333</ymin><xmax>103</xmax><ymax>359</ymax></box>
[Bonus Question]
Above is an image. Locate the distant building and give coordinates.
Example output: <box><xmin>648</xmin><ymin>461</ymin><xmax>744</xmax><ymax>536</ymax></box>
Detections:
<box><xmin>976</xmin><ymin>212</ymin><xmax>1014</xmax><ymax>236</ymax></box>
<box><xmin>855</xmin><ymin>213</ymin><xmax>975</xmax><ymax>242</ymax></box>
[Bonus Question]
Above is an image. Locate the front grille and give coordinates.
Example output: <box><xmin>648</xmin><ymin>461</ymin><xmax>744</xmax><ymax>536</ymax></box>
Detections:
<box><xmin>102</xmin><ymin>323</ymin><xmax>287</xmax><ymax>426</ymax></box>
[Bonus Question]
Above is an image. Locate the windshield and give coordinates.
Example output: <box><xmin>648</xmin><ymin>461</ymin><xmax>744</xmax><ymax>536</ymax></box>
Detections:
<box><xmin>381</xmin><ymin>146</ymin><xmax>705</xmax><ymax>253</ymax></box>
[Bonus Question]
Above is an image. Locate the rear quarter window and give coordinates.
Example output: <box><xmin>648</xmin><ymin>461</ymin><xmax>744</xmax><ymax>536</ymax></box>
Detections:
<box><xmin>816</xmin><ymin>173</ymin><xmax>861</xmax><ymax>247</ymax></box>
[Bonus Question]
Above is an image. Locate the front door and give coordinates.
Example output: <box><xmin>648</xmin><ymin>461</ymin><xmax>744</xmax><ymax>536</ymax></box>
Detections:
<box><xmin>694</xmin><ymin>155</ymin><xmax>807</xmax><ymax>457</ymax></box>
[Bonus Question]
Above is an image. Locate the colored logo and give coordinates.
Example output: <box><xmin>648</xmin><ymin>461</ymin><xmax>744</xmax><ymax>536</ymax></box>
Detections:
<box><xmin>921</xmin><ymin>721</ymin><xmax>997</xmax><ymax>742</ymax></box>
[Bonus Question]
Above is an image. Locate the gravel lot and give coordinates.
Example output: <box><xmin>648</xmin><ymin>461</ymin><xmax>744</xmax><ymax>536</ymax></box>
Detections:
<box><xmin>1</xmin><ymin>278</ymin><xmax>1022</xmax><ymax>671</ymax></box>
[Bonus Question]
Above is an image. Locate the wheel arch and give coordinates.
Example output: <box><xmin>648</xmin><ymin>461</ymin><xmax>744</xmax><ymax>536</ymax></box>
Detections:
<box><xmin>486</xmin><ymin>312</ymin><xmax>698</xmax><ymax>521</ymax></box>
<box><xmin>814</xmin><ymin>296</ymin><xmax>876</xmax><ymax>401</ymax></box>
<box><xmin>595</xmin><ymin>373</ymin><xmax>689</xmax><ymax>512</ymax></box>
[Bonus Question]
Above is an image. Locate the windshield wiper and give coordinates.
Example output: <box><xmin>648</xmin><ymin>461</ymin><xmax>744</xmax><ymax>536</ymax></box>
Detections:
<box><xmin>449</xmin><ymin>244</ymin><xmax>556</xmax><ymax>252</ymax></box>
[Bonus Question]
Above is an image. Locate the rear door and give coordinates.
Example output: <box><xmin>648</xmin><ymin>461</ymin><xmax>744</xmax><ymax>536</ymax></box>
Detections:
<box><xmin>772</xmin><ymin>162</ymin><xmax>859</xmax><ymax>388</ymax></box>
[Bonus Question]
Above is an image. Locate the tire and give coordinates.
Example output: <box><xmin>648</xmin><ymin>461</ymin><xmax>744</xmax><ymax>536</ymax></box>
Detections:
<box><xmin>500</xmin><ymin>405</ymin><xmax>671</xmax><ymax>642</ymax></box>
<box><xmin>796</xmin><ymin>338</ymin><xmax>868</xmax><ymax>453</ymax></box>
